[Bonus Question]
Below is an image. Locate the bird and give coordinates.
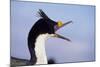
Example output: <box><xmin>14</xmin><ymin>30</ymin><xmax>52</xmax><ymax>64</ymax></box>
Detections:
<box><xmin>11</xmin><ymin>9</ymin><xmax>72</xmax><ymax>66</ymax></box>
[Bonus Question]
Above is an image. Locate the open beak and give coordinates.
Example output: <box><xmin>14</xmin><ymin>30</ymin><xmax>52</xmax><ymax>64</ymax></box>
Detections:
<box><xmin>54</xmin><ymin>21</ymin><xmax>72</xmax><ymax>41</ymax></box>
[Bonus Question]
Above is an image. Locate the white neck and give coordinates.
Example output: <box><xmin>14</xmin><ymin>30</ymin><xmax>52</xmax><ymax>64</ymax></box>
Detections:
<box><xmin>35</xmin><ymin>34</ymin><xmax>49</xmax><ymax>64</ymax></box>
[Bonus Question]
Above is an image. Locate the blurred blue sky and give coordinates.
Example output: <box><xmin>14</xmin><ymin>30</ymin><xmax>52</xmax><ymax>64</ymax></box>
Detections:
<box><xmin>11</xmin><ymin>1</ymin><xmax>95</xmax><ymax>63</ymax></box>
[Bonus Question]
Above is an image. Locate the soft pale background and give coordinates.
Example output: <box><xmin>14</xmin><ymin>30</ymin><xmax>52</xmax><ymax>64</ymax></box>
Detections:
<box><xmin>11</xmin><ymin>1</ymin><xmax>95</xmax><ymax>63</ymax></box>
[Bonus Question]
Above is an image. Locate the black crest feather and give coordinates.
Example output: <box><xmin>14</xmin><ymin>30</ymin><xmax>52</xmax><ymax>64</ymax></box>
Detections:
<box><xmin>38</xmin><ymin>9</ymin><xmax>49</xmax><ymax>19</ymax></box>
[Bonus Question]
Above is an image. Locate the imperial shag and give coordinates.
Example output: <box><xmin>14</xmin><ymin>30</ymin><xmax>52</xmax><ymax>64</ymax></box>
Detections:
<box><xmin>11</xmin><ymin>9</ymin><xmax>72</xmax><ymax>66</ymax></box>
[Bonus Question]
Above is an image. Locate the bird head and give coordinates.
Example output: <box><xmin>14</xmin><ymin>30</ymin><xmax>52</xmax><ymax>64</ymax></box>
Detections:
<box><xmin>37</xmin><ymin>9</ymin><xmax>72</xmax><ymax>41</ymax></box>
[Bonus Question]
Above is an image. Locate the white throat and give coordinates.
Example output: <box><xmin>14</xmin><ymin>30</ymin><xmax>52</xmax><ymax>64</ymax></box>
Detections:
<box><xmin>35</xmin><ymin>33</ymin><xmax>50</xmax><ymax>64</ymax></box>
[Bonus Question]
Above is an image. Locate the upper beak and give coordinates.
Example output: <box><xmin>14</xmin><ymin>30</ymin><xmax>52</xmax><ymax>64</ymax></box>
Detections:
<box><xmin>54</xmin><ymin>21</ymin><xmax>72</xmax><ymax>41</ymax></box>
<box><xmin>59</xmin><ymin>20</ymin><xmax>72</xmax><ymax>29</ymax></box>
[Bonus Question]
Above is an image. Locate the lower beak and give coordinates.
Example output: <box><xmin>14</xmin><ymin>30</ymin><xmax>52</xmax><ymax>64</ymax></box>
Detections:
<box><xmin>53</xmin><ymin>34</ymin><xmax>71</xmax><ymax>41</ymax></box>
